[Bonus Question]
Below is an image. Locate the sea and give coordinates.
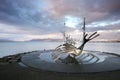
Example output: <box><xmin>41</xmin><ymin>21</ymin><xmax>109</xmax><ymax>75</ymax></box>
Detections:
<box><xmin>0</xmin><ymin>41</ymin><xmax>120</xmax><ymax>58</ymax></box>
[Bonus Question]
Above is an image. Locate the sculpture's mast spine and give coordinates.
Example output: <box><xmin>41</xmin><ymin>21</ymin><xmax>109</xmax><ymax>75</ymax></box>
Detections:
<box><xmin>63</xmin><ymin>22</ymin><xmax>66</xmax><ymax>43</ymax></box>
<box><xmin>83</xmin><ymin>17</ymin><xmax>86</xmax><ymax>42</ymax></box>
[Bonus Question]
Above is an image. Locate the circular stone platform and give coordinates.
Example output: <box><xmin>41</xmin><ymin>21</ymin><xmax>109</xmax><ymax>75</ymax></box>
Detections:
<box><xmin>21</xmin><ymin>50</ymin><xmax>120</xmax><ymax>73</ymax></box>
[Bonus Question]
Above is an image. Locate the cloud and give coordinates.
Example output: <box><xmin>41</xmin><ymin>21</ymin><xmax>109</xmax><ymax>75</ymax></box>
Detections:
<box><xmin>46</xmin><ymin>0</ymin><xmax>120</xmax><ymax>21</ymax></box>
<box><xmin>0</xmin><ymin>0</ymin><xmax>120</xmax><ymax>41</ymax></box>
<box><xmin>0</xmin><ymin>0</ymin><xmax>72</xmax><ymax>34</ymax></box>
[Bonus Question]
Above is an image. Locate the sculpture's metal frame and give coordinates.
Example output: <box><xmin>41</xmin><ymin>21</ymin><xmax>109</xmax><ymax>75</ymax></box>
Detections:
<box><xmin>51</xmin><ymin>18</ymin><xmax>100</xmax><ymax>64</ymax></box>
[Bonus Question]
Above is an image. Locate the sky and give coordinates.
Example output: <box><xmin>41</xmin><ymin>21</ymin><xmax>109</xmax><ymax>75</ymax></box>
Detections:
<box><xmin>0</xmin><ymin>0</ymin><xmax>120</xmax><ymax>41</ymax></box>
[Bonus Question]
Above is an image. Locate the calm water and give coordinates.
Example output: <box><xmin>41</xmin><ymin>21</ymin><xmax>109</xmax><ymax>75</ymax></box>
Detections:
<box><xmin>0</xmin><ymin>41</ymin><xmax>120</xmax><ymax>58</ymax></box>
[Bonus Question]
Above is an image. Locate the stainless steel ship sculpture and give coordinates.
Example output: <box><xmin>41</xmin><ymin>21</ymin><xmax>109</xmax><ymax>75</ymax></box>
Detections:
<box><xmin>51</xmin><ymin>18</ymin><xmax>100</xmax><ymax>64</ymax></box>
<box><xmin>21</xmin><ymin>17</ymin><xmax>120</xmax><ymax>73</ymax></box>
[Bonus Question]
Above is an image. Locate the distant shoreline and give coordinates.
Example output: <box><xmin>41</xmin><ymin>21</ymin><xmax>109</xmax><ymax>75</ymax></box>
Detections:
<box><xmin>88</xmin><ymin>41</ymin><xmax>120</xmax><ymax>43</ymax></box>
<box><xmin>0</xmin><ymin>40</ymin><xmax>120</xmax><ymax>43</ymax></box>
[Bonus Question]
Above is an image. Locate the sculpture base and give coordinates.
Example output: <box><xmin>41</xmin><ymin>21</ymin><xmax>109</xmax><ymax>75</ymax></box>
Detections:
<box><xmin>21</xmin><ymin>50</ymin><xmax>120</xmax><ymax>73</ymax></box>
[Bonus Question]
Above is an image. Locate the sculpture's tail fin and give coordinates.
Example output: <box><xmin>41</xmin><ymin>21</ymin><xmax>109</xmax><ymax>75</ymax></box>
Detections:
<box><xmin>78</xmin><ymin>17</ymin><xmax>100</xmax><ymax>50</ymax></box>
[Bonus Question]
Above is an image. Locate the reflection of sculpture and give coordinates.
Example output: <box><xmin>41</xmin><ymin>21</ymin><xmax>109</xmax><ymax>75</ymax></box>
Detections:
<box><xmin>51</xmin><ymin>18</ymin><xmax>100</xmax><ymax>64</ymax></box>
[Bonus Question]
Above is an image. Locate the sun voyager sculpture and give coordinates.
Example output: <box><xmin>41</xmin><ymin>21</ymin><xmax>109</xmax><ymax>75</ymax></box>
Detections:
<box><xmin>51</xmin><ymin>18</ymin><xmax>100</xmax><ymax>64</ymax></box>
<box><xmin>21</xmin><ymin>17</ymin><xmax>120</xmax><ymax>73</ymax></box>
